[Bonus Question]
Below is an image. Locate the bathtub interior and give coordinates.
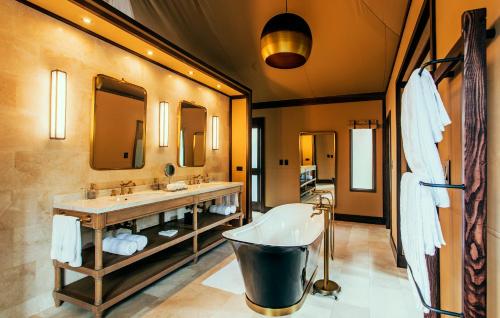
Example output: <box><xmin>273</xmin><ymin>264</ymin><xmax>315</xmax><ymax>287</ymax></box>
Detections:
<box><xmin>223</xmin><ymin>203</ymin><xmax>324</xmax><ymax>247</ymax></box>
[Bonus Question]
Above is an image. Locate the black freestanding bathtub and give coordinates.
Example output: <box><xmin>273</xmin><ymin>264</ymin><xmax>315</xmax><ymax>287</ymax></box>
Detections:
<box><xmin>223</xmin><ymin>203</ymin><xmax>323</xmax><ymax>316</ymax></box>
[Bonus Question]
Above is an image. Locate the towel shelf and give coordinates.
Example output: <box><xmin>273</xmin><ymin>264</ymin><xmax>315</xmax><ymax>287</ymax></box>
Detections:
<box><xmin>59</xmin><ymin>211</ymin><xmax>93</xmax><ymax>224</ymax></box>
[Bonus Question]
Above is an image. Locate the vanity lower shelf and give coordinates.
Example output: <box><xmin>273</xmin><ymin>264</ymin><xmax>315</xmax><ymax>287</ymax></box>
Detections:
<box><xmin>57</xmin><ymin>219</ymin><xmax>194</xmax><ymax>277</ymax></box>
<box><xmin>55</xmin><ymin>225</ymin><xmax>236</xmax><ymax>312</ymax></box>
<box><xmin>198</xmin><ymin>225</ymin><xmax>233</xmax><ymax>255</ymax></box>
<box><xmin>56</xmin><ymin>241</ymin><xmax>195</xmax><ymax>311</ymax></box>
<box><xmin>55</xmin><ymin>213</ymin><xmax>241</xmax><ymax>277</ymax></box>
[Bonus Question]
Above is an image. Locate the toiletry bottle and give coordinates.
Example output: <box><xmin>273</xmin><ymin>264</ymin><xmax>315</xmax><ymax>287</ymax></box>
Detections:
<box><xmin>152</xmin><ymin>178</ymin><xmax>160</xmax><ymax>190</ymax></box>
<box><xmin>86</xmin><ymin>183</ymin><xmax>97</xmax><ymax>200</ymax></box>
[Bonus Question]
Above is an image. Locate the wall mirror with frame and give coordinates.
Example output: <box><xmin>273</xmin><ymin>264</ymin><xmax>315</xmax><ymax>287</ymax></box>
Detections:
<box><xmin>91</xmin><ymin>74</ymin><xmax>147</xmax><ymax>170</ymax></box>
<box><xmin>299</xmin><ymin>132</ymin><xmax>337</xmax><ymax>203</ymax></box>
<box><xmin>178</xmin><ymin>101</ymin><xmax>207</xmax><ymax>167</ymax></box>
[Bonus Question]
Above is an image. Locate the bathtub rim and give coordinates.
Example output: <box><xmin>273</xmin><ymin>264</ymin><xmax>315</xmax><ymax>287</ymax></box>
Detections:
<box><xmin>222</xmin><ymin>203</ymin><xmax>323</xmax><ymax>248</ymax></box>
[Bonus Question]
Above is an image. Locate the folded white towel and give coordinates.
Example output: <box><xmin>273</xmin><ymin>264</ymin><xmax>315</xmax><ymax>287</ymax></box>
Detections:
<box><xmin>166</xmin><ymin>181</ymin><xmax>187</xmax><ymax>191</ymax></box>
<box><xmin>230</xmin><ymin>193</ymin><xmax>239</xmax><ymax>208</ymax></box>
<box><xmin>209</xmin><ymin>204</ymin><xmax>237</xmax><ymax>215</ymax></box>
<box><xmin>116</xmin><ymin>233</ymin><xmax>148</xmax><ymax>251</ymax></box>
<box><xmin>159</xmin><ymin>230</ymin><xmax>178</xmax><ymax>237</ymax></box>
<box><xmin>103</xmin><ymin>237</ymin><xmax>138</xmax><ymax>256</ymax></box>
<box><xmin>176</xmin><ymin>207</ymin><xmax>187</xmax><ymax>219</ymax></box>
<box><xmin>50</xmin><ymin>215</ymin><xmax>82</xmax><ymax>267</ymax></box>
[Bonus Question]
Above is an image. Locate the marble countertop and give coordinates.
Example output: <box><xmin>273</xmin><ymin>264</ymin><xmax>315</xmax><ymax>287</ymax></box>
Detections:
<box><xmin>53</xmin><ymin>182</ymin><xmax>243</xmax><ymax>214</ymax></box>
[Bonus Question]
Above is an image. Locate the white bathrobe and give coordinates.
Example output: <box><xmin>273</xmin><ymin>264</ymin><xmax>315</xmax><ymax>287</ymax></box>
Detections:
<box><xmin>400</xmin><ymin>68</ymin><xmax>451</xmax><ymax>314</ymax></box>
<box><xmin>402</xmin><ymin>69</ymin><xmax>451</xmax><ymax>208</ymax></box>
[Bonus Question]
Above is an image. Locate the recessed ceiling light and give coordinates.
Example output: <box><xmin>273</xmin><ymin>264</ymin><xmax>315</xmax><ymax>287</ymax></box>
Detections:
<box><xmin>168</xmin><ymin>74</ymin><xmax>172</xmax><ymax>78</ymax></box>
<box><xmin>147</xmin><ymin>50</ymin><xmax>153</xmax><ymax>56</ymax></box>
<box><xmin>216</xmin><ymin>84</ymin><xmax>221</xmax><ymax>89</ymax></box>
<box><xmin>188</xmin><ymin>71</ymin><xmax>194</xmax><ymax>76</ymax></box>
<box><xmin>82</xmin><ymin>17</ymin><xmax>92</xmax><ymax>24</ymax></box>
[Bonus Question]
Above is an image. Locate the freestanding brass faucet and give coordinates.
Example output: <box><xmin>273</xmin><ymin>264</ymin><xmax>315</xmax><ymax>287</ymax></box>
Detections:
<box><xmin>310</xmin><ymin>190</ymin><xmax>341</xmax><ymax>299</ymax></box>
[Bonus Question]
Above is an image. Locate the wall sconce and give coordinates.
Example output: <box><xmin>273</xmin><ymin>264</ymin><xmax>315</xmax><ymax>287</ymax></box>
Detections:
<box><xmin>50</xmin><ymin>70</ymin><xmax>67</xmax><ymax>139</ymax></box>
<box><xmin>212</xmin><ymin>116</ymin><xmax>220</xmax><ymax>150</ymax></box>
<box><xmin>159</xmin><ymin>101</ymin><xmax>169</xmax><ymax>147</ymax></box>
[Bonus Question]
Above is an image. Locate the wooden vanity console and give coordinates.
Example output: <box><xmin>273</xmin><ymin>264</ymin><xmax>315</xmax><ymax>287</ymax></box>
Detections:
<box><xmin>52</xmin><ymin>184</ymin><xmax>243</xmax><ymax>317</ymax></box>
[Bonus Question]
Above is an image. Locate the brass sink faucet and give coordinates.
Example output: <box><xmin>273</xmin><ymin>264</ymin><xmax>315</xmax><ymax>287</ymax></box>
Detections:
<box><xmin>120</xmin><ymin>180</ymin><xmax>136</xmax><ymax>195</ymax></box>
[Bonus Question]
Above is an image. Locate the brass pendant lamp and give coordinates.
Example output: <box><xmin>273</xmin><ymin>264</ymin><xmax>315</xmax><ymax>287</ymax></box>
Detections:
<box><xmin>260</xmin><ymin>0</ymin><xmax>312</xmax><ymax>69</ymax></box>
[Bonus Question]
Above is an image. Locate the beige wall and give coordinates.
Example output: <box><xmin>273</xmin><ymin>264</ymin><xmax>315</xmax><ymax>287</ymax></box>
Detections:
<box><xmin>253</xmin><ymin>100</ymin><xmax>383</xmax><ymax>217</ymax></box>
<box><xmin>386</xmin><ymin>0</ymin><xmax>499</xmax><ymax>316</ymax></box>
<box><xmin>0</xmin><ymin>1</ymin><xmax>231</xmax><ymax>316</ymax></box>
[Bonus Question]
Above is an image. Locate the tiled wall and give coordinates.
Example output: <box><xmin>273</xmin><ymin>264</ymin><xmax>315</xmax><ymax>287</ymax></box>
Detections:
<box><xmin>0</xmin><ymin>1</ymin><xmax>230</xmax><ymax>316</ymax></box>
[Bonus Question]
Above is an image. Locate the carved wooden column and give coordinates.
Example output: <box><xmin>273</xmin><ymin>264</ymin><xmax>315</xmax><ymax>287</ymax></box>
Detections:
<box><xmin>461</xmin><ymin>8</ymin><xmax>487</xmax><ymax>318</ymax></box>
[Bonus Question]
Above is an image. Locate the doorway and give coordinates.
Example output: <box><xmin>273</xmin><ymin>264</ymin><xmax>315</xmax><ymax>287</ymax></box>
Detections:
<box><xmin>251</xmin><ymin>118</ymin><xmax>265</xmax><ymax>212</ymax></box>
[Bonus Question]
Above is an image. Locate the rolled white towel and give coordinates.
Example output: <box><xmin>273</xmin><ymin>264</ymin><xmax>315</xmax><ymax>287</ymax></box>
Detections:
<box><xmin>176</xmin><ymin>207</ymin><xmax>187</xmax><ymax>219</ymax></box>
<box><xmin>229</xmin><ymin>193</ymin><xmax>239</xmax><ymax>207</ymax></box>
<box><xmin>230</xmin><ymin>205</ymin><xmax>237</xmax><ymax>213</ymax></box>
<box><xmin>116</xmin><ymin>233</ymin><xmax>148</xmax><ymax>251</ymax></box>
<box><xmin>103</xmin><ymin>237</ymin><xmax>138</xmax><ymax>256</ymax></box>
<box><xmin>217</xmin><ymin>205</ymin><xmax>231</xmax><ymax>215</ymax></box>
<box><xmin>209</xmin><ymin>205</ymin><xmax>231</xmax><ymax>215</ymax></box>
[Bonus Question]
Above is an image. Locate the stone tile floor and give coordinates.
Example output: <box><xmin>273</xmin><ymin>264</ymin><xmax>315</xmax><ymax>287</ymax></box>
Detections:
<box><xmin>33</xmin><ymin>222</ymin><xmax>421</xmax><ymax>318</ymax></box>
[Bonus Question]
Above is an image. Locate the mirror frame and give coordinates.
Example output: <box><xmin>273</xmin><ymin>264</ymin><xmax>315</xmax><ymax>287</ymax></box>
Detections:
<box><xmin>177</xmin><ymin>100</ymin><xmax>207</xmax><ymax>167</ymax></box>
<box><xmin>164</xmin><ymin>163</ymin><xmax>176</xmax><ymax>177</ymax></box>
<box><xmin>90</xmin><ymin>74</ymin><xmax>147</xmax><ymax>170</ymax></box>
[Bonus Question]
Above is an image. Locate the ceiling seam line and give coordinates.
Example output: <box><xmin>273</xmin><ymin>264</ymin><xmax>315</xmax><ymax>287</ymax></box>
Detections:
<box><xmin>359</xmin><ymin>0</ymin><xmax>401</xmax><ymax>36</ymax></box>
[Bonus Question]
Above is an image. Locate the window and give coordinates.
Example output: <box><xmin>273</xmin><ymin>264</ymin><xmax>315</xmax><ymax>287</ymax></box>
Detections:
<box><xmin>350</xmin><ymin>128</ymin><xmax>376</xmax><ymax>192</ymax></box>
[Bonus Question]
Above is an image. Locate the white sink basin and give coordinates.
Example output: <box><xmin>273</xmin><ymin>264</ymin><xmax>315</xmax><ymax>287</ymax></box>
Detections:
<box><xmin>188</xmin><ymin>182</ymin><xmax>226</xmax><ymax>190</ymax></box>
<box><xmin>107</xmin><ymin>191</ymin><xmax>164</xmax><ymax>202</ymax></box>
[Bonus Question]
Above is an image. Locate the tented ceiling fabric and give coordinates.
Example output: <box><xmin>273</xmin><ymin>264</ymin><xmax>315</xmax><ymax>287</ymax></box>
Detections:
<box><xmin>124</xmin><ymin>0</ymin><xmax>408</xmax><ymax>102</ymax></box>
<box><xmin>103</xmin><ymin>0</ymin><xmax>134</xmax><ymax>18</ymax></box>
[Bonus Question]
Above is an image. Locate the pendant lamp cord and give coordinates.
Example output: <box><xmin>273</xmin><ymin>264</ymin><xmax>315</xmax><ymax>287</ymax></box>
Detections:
<box><xmin>285</xmin><ymin>0</ymin><xmax>288</xmax><ymax>12</ymax></box>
